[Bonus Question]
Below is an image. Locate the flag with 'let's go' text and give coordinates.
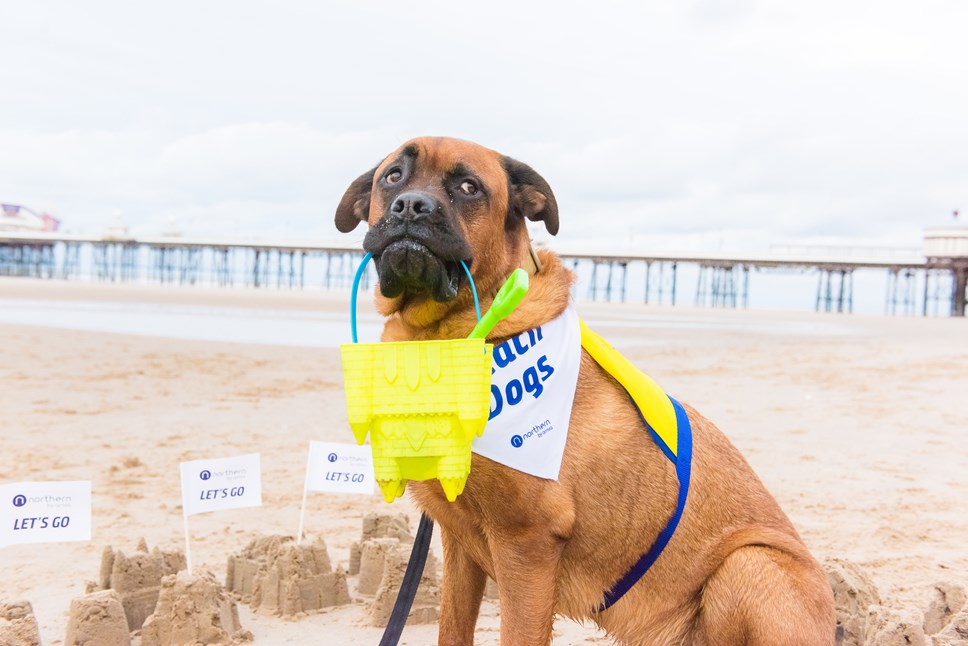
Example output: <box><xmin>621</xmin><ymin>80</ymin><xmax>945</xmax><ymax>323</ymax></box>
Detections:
<box><xmin>179</xmin><ymin>453</ymin><xmax>261</xmax><ymax>517</ymax></box>
<box><xmin>0</xmin><ymin>481</ymin><xmax>91</xmax><ymax>547</ymax></box>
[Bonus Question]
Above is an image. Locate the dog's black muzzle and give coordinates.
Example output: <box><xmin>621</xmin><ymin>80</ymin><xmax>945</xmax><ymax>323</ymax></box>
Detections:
<box><xmin>363</xmin><ymin>191</ymin><xmax>472</xmax><ymax>302</ymax></box>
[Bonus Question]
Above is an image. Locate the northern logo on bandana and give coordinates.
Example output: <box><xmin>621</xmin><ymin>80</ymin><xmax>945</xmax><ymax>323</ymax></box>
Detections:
<box><xmin>472</xmin><ymin>305</ymin><xmax>580</xmax><ymax>480</ymax></box>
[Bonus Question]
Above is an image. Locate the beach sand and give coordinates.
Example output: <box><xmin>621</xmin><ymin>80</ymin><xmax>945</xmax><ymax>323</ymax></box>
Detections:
<box><xmin>1</xmin><ymin>278</ymin><xmax>966</xmax><ymax>644</ymax></box>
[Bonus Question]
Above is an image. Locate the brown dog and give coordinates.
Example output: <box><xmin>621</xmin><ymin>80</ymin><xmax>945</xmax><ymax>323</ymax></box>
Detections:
<box><xmin>335</xmin><ymin>137</ymin><xmax>835</xmax><ymax>645</ymax></box>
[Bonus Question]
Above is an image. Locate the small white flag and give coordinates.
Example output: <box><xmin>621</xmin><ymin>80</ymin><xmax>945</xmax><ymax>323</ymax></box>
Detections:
<box><xmin>0</xmin><ymin>481</ymin><xmax>92</xmax><ymax>547</ymax></box>
<box><xmin>305</xmin><ymin>441</ymin><xmax>375</xmax><ymax>495</ymax></box>
<box><xmin>180</xmin><ymin>453</ymin><xmax>262</xmax><ymax>517</ymax></box>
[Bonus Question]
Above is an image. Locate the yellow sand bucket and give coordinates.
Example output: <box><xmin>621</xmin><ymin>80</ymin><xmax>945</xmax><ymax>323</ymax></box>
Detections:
<box><xmin>341</xmin><ymin>338</ymin><xmax>492</xmax><ymax>502</ymax></box>
<box><xmin>340</xmin><ymin>253</ymin><xmax>528</xmax><ymax>503</ymax></box>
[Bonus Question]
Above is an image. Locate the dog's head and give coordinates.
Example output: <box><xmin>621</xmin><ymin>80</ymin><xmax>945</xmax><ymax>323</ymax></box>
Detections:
<box><xmin>335</xmin><ymin>137</ymin><xmax>557</xmax><ymax>318</ymax></box>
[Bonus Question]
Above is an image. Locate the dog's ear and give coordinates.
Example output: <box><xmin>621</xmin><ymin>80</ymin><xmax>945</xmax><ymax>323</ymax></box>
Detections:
<box><xmin>335</xmin><ymin>167</ymin><xmax>377</xmax><ymax>233</ymax></box>
<box><xmin>502</xmin><ymin>156</ymin><xmax>559</xmax><ymax>236</ymax></box>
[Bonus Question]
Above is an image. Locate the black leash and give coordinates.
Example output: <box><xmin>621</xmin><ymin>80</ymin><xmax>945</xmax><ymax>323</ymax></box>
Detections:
<box><xmin>378</xmin><ymin>512</ymin><xmax>434</xmax><ymax>646</ymax></box>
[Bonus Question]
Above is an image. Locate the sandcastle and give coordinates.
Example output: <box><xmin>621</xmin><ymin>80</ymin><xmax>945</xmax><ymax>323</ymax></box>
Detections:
<box><xmin>65</xmin><ymin>590</ymin><xmax>130</xmax><ymax>646</ymax></box>
<box><xmin>67</xmin><ymin>540</ymin><xmax>250</xmax><ymax>645</ymax></box>
<box><xmin>827</xmin><ymin>558</ymin><xmax>883</xmax><ymax>645</ymax></box>
<box><xmin>348</xmin><ymin>512</ymin><xmax>413</xmax><ymax>576</ymax></box>
<box><xmin>347</xmin><ymin>512</ymin><xmax>440</xmax><ymax>626</ymax></box>
<box><xmin>367</xmin><ymin>543</ymin><xmax>441</xmax><ymax>626</ymax></box>
<box><xmin>825</xmin><ymin>559</ymin><xmax>968</xmax><ymax>646</ymax></box>
<box><xmin>87</xmin><ymin>538</ymin><xmax>186</xmax><ymax>631</ymax></box>
<box><xmin>0</xmin><ymin>601</ymin><xmax>41</xmax><ymax>646</ymax></box>
<box><xmin>485</xmin><ymin>577</ymin><xmax>499</xmax><ymax>600</ymax></box>
<box><xmin>357</xmin><ymin>538</ymin><xmax>403</xmax><ymax>595</ymax></box>
<box><xmin>141</xmin><ymin>570</ymin><xmax>252</xmax><ymax>646</ymax></box>
<box><xmin>226</xmin><ymin>534</ymin><xmax>351</xmax><ymax>616</ymax></box>
<box><xmin>925</xmin><ymin>582</ymin><xmax>968</xmax><ymax>637</ymax></box>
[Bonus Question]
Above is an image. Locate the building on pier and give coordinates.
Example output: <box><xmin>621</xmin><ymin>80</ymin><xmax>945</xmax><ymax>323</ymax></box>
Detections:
<box><xmin>1</xmin><ymin>204</ymin><xmax>60</xmax><ymax>233</ymax></box>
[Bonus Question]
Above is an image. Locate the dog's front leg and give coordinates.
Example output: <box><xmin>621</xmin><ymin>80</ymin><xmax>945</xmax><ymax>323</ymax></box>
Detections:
<box><xmin>438</xmin><ymin>526</ymin><xmax>487</xmax><ymax>646</ymax></box>
<box><xmin>491</xmin><ymin>530</ymin><xmax>565</xmax><ymax>646</ymax></box>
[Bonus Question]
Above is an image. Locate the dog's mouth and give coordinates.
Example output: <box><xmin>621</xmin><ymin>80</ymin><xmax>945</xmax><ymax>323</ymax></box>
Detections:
<box><xmin>372</xmin><ymin>238</ymin><xmax>466</xmax><ymax>302</ymax></box>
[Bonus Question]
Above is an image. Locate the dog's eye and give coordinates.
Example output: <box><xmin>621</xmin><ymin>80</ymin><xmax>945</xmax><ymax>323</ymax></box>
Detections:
<box><xmin>459</xmin><ymin>180</ymin><xmax>479</xmax><ymax>196</ymax></box>
<box><xmin>385</xmin><ymin>169</ymin><xmax>403</xmax><ymax>184</ymax></box>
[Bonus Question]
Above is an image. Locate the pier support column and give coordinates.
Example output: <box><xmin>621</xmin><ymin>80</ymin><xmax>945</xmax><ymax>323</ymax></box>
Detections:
<box><xmin>953</xmin><ymin>266</ymin><xmax>967</xmax><ymax>317</ymax></box>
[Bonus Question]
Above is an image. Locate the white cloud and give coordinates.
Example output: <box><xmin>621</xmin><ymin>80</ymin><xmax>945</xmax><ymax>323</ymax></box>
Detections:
<box><xmin>1</xmin><ymin>0</ymin><xmax>965</xmax><ymax>249</ymax></box>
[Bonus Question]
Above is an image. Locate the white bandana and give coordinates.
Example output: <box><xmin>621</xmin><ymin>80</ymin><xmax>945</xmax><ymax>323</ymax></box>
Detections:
<box><xmin>472</xmin><ymin>305</ymin><xmax>581</xmax><ymax>480</ymax></box>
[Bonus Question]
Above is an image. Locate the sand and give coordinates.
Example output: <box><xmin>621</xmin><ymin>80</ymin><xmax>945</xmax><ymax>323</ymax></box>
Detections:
<box><xmin>1</xmin><ymin>277</ymin><xmax>967</xmax><ymax>644</ymax></box>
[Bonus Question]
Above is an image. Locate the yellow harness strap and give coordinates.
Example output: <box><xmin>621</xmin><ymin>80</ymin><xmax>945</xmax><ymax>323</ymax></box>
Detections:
<box><xmin>578</xmin><ymin>319</ymin><xmax>679</xmax><ymax>458</ymax></box>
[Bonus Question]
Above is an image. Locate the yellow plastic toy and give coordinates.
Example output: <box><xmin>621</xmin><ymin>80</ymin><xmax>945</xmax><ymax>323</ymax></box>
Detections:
<box><xmin>340</xmin><ymin>254</ymin><xmax>529</xmax><ymax>503</ymax></box>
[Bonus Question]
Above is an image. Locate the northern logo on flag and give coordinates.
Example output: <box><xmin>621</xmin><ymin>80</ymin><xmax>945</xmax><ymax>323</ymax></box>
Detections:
<box><xmin>0</xmin><ymin>481</ymin><xmax>92</xmax><ymax>547</ymax></box>
<box><xmin>304</xmin><ymin>441</ymin><xmax>375</xmax><ymax>495</ymax></box>
<box><xmin>179</xmin><ymin>454</ymin><xmax>262</xmax><ymax>517</ymax></box>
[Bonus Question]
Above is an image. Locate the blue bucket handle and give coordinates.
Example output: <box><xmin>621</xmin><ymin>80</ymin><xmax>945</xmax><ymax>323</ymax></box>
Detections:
<box><xmin>350</xmin><ymin>252</ymin><xmax>481</xmax><ymax>343</ymax></box>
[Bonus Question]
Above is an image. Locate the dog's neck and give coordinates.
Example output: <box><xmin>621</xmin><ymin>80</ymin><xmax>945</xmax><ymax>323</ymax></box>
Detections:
<box><xmin>378</xmin><ymin>248</ymin><xmax>572</xmax><ymax>344</ymax></box>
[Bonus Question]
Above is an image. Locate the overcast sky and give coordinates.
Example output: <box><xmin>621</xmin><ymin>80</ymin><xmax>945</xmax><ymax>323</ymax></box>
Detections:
<box><xmin>2</xmin><ymin>1</ymin><xmax>965</xmax><ymax>253</ymax></box>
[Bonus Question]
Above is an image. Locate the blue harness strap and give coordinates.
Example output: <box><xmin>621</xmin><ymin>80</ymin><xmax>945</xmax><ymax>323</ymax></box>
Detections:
<box><xmin>597</xmin><ymin>396</ymin><xmax>693</xmax><ymax>611</ymax></box>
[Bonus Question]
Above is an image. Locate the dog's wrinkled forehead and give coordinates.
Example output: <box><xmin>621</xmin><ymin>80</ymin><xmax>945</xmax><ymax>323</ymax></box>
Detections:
<box><xmin>335</xmin><ymin>136</ymin><xmax>559</xmax><ymax>236</ymax></box>
<box><xmin>373</xmin><ymin>137</ymin><xmax>508</xmax><ymax>203</ymax></box>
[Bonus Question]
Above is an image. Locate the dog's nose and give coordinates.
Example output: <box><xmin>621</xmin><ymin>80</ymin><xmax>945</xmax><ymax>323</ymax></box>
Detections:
<box><xmin>389</xmin><ymin>192</ymin><xmax>436</xmax><ymax>221</ymax></box>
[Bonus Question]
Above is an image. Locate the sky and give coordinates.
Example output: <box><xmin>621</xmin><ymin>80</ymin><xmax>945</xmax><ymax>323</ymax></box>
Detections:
<box><xmin>1</xmin><ymin>1</ymin><xmax>966</xmax><ymax>254</ymax></box>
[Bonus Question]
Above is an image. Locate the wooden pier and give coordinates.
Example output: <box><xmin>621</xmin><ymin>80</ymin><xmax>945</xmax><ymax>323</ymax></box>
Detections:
<box><xmin>1</xmin><ymin>231</ymin><xmax>965</xmax><ymax>316</ymax></box>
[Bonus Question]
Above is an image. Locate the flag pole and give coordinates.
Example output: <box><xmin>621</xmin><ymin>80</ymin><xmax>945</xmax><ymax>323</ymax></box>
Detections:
<box><xmin>182</xmin><ymin>507</ymin><xmax>193</xmax><ymax>576</ymax></box>
<box><xmin>297</xmin><ymin>445</ymin><xmax>312</xmax><ymax>545</ymax></box>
